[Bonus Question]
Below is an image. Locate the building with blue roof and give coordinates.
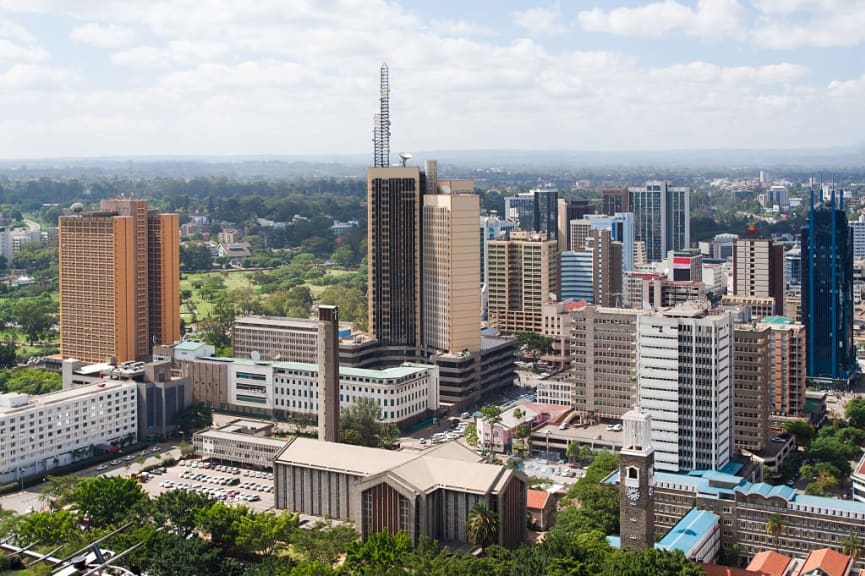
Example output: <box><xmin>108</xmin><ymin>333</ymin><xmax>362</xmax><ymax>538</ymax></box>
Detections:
<box><xmin>655</xmin><ymin>508</ymin><xmax>719</xmax><ymax>562</ymax></box>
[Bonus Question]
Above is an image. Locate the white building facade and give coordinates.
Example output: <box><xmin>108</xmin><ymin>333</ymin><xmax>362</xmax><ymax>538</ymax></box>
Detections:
<box><xmin>637</xmin><ymin>307</ymin><xmax>732</xmax><ymax>472</ymax></box>
<box><xmin>0</xmin><ymin>381</ymin><xmax>138</xmax><ymax>483</ymax></box>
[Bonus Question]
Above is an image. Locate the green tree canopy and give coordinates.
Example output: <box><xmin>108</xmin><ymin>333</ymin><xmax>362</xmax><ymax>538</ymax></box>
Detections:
<box><xmin>71</xmin><ymin>476</ymin><xmax>149</xmax><ymax>528</ymax></box>
<box><xmin>340</xmin><ymin>397</ymin><xmax>400</xmax><ymax>449</ymax></box>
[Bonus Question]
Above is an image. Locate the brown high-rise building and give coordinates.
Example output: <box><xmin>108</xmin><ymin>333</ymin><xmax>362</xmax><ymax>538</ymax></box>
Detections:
<box><xmin>59</xmin><ymin>199</ymin><xmax>180</xmax><ymax>363</ymax></box>
<box><xmin>590</xmin><ymin>229</ymin><xmax>623</xmax><ymax>308</ymax></box>
<box><xmin>367</xmin><ymin>166</ymin><xmax>423</xmax><ymax>355</ymax></box>
<box><xmin>733</xmin><ymin>232</ymin><xmax>785</xmax><ymax>317</ymax></box>
<box><xmin>732</xmin><ymin>323</ymin><xmax>770</xmax><ymax>453</ymax></box>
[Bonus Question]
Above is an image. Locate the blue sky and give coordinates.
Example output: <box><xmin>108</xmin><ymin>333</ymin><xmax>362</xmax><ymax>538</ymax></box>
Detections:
<box><xmin>0</xmin><ymin>0</ymin><xmax>862</xmax><ymax>158</ymax></box>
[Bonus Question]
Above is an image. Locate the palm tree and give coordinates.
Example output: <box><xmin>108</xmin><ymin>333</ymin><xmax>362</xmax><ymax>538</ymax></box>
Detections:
<box><xmin>766</xmin><ymin>513</ymin><xmax>786</xmax><ymax>552</ymax></box>
<box><xmin>466</xmin><ymin>502</ymin><xmax>499</xmax><ymax>548</ymax></box>
<box><xmin>842</xmin><ymin>532</ymin><xmax>862</xmax><ymax>564</ymax></box>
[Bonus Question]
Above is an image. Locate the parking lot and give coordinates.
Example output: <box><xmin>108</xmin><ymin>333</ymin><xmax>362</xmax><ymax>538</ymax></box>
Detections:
<box><xmin>138</xmin><ymin>459</ymin><xmax>275</xmax><ymax>512</ymax></box>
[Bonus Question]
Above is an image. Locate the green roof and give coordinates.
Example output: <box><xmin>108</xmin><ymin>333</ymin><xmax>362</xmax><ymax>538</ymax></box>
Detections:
<box><xmin>761</xmin><ymin>316</ymin><xmax>794</xmax><ymax>325</ymax></box>
<box><xmin>175</xmin><ymin>340</ymin><xmax>210</xmax><ymax>351</ymax></box>
<box><xmin>216</xmin><ymin>356</ymin><xmax>432</xmax><ymax>379</ymax></box>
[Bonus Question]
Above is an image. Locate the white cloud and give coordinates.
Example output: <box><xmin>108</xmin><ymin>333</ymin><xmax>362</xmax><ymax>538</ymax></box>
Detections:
<box><xmin>110</xmin><ymin>46</ymin><xmax>169</xmax><ymax>68</ymax></box>
<box><xmin>753</xmin><ymin>1</ymin><xmax>865</xmax><ymax>49</ymax></box>
<box><xmin>0</xmin><ymin>20</ymin><xmax>46</xmax><ymax>62</ymax></box>
<box><xmin>70</xmin><ymin>22</ymin><xmax>135</xmax><ymax>48</ymax></box>
<box><xmin>578</xmin><ymin>0</ymin><xmax>747</xmax><ymax>39</ymax></box>
<box><xmin>513</xmin><ymin>6</ymin><xmax>566</xmax><ymax>36</ymax></box>
<box><xmin>0</xmin><ymin>63</ymin><xmax>74</xmax><ymax>89</ymax></box>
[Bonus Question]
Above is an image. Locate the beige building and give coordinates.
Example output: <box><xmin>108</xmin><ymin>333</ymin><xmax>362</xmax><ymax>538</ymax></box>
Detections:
<box><xmin>232</xmin><ymin>315</ymin><xmax>352</xmax><ymax>362</ymax></box>
<box><xmin>732</xmin><ymin>323</ymin><xmax>770</xmax><ymax>453</ymax></box>
<box><xmin>59</xmin><ymin>199</ymin><xmax>179</xmax><ymax>363</ymax></box>
<box><xmin>487</xmin><ymin>231</ymin><xmax>560</xmax><ymax>334</ymax></box>
<box><xmin>274</xmin><ymin>437</ymin><xmax>527</xmax><ymax>549</ymax></box>
<box><xmin>733</xmin><ymin>235</ymin><xmax>784</xmax><ymax>316</ymax></box>
<box><xmin>569</xmin><ymin>305</ymin><xmax>645</xmax><ymax>421</ymax></box>
<box><xmin>721</xmin><ymin>295</ymin><xmax>777</xmax><ymax>321</ymax></box>
<box><xmin>421</xmin><ymin>179</ymin><xmax>481</xmax><ymax>356</ymax></box>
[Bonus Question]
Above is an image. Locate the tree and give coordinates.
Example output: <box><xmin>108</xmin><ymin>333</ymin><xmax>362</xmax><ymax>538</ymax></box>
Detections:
<box><xmin>842</xmin><ymin>532</ymin><xmax>862</xmax><ymax>564</ymax></box>
<box><xmin>343</xmin><ymin>530</ymin><xmax>414</xmax><ymax>574</ymax></box>
<box><xmin>71</xmin><ymin>476</ymin><xmax>149</xmax><ymax>528</ymax></box>
<box><xmin>466</xmin><ymin>502</ymin><xmax>498</xmax><ymax>547</ymax></box>
<box><xmin>516</xmin><ymin>332</ymin><xmax>554</xmax><ymax>359</ymax></box>
<box><xmin>340</xmin><ymin>397</ymin><xmax>398</xmax><ymax>449</ymax></box>
<box><xmin>765</xmin><ymin>512</ymin><xmax>786</xmax><ymax>552</ymax></box>
<box><xmin>199</xmin><ymin>299</ymin><xmax>235</xmax><ymax>349</ymax></box>
<box><xmin>175</xmin><ymin>402</ymin><xmax>213</xmax><ymax>434</ymax></box>
<box><xmin>195</xmin><ymin>501</ymin><xmax>249</xmax><ymax>547</ymax></box>
<box><xmin>0</xmin><ymin>339</ymin><xmax>16</xmax><ymax>369</ymax></box>
<box><xmin>235</xmin><ymin>510</ymin><xmax>299</xmax><ymax>556</ymax></box>
<box><xmin>480</xmin><ymin>405</ymin><xmax>503</xmax><ymax>461</ymax></box>
<box><xmin>12</xmin><ymin>297</ymin><xmax>56</xmax><ymax>345</ymax></box>
<box><xmin>39</xmin><ymin>474</ymin><xmax>82</xmax><ymax>511</ymax></box>
<box><xmin>151</xmin><ymin>489</ymin><xmax>214</xmax><ymax>537</ymax></box>
<box><xmin>0</xmin><ymin>367</ymin><xmax>61</xmax><ymax>395</ymax></box>
<box><xmin>464</xmin><ymin>422</ymin><xmax>478</xmax><ymax>447</ymax></box>
<box><xmin>847</xmin><ymin>397</ymin><xmax>865</xmax><ymax>429</ymax></box>
<box><xmin>14</xmin><ymin>509</ymin><xmax>77</xmax><ymax>545</ymax></box>
<box><xmin>782</xmin><ymin>420</ymin><xmax>814</xmax><ymax>447</ymax></box>
<box><xmin>180</xmin><ymin>243</ymin><xmax>213</xmax><ymax>271</ymax></box>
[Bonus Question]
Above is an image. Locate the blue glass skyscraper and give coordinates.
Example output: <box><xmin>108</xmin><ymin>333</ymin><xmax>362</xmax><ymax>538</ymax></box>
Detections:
<box><xmin>800</xmin><ymin>187</ymin><xmax>856</xmax><ymax>385</ymax></box>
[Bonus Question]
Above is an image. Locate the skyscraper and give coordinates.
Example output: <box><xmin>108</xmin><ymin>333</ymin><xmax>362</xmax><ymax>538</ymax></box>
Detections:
<box><xmin>367</xmin><ymin>166</ymin><xmax>423</xmax><ymax>354</ymax></box>
<box><xmin>637</xmin><ymin>306</ymin><xmax>732</xmax><ymax>472</ymax></box>
<box><xmin>504</xmin><ymin>188</ymin><xmax>558</xmax><ymax>240</ymax></box>
<box><xmin>733</xmin><ymin>227</ymin><xmax>785</xmax><ymax>317</ymax></box>
<box><xmin>601</xmin><ymin>186</ymin><xmax>629</xmax><ymax>216</ymax></box>
<box><xmin>628</xmin><ymin>181</ymin><xmax>690</xmax><ymax>263</ymax></box>
<box><xmin>557</xmin><ymin>199</ymin><xmax>594</xmax><ymax>252</ymax></box>
<box><xmin>801</xmin><ymin>188</ymin><xmax>856</xmax><ymax>385</ymax></box>
<box><xmin>59</xmin><ymin>199</ymin><xmax>180</xmax><ymax>363</ymax></box>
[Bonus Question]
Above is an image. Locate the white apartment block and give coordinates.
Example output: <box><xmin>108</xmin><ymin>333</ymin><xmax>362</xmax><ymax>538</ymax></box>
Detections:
<box><xmin>0</xmin><ymin>381</ymin><xmax>138</xmax><ymax>483</ymax></box>
<box><xmin>853</xmin><ymin>216</ymin><xmax>865</xmax><ymax>259</ymax></box>
<box><xmin>637</xmin><ymin>306</ymin><xmax>732</xmax><ymax>473</ymax></box>
<box><xmin>201</xmin><ymin>358</ymin><xmax>439</xmax><ymax>426</ymax></box>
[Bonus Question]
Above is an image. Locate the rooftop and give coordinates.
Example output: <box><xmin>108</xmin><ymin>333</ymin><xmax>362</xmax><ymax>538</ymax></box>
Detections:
<box><xmin>0</xmin><ymin>380</ymin><xmax>135</xmax><ymax>414</ymax></box>
<box><xmin>655</xmin><ymin>508</ymin><xmax>719</xmax><ymax>554</ymax></box>
<box><xmin>174</xmin><ymin>340</ymin><xmax>212</xmax><ymax>351</ymax></box>
<box><xmin>799</xmin><ymin>547</ymin><xmax>851</xmax><ymax>576</ymax></box>
<box><xmin>195</xmin><ymin>429</ymin><xmax>292</xmax><ymax>449</ymax></box>
<box><xmin>761</xmin><ymin>316</ymin><xmax>795</xmax><ymax>325</ymax></box>
<box><xmin>527</xmin><ymin>489</ymin><xmax>551</xmax><ymax>510</ymax></box>
<box><xmin>208</xmin><ymin>356</ymin><xmax>434</xmax><ymax>381</ymax></box>
<box><xmin>746</xmin><ymin>550</ymin><xmax>792</xmax><ymax>576</ymax></box>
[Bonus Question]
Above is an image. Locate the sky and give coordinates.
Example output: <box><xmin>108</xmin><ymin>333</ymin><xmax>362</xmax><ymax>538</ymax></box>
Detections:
<box><xmin>0</xmin><ymin>0</ymin><xmax>862</xmax><ymax>159</ymax></box>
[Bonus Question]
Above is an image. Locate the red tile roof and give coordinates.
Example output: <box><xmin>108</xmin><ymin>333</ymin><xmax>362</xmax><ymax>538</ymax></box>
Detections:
<box><xmin>746</xmin><ymin>550</ymin><xmax>792</xmax><ymax>576</ymax></box>
<box><xmin>526</xmin><ymin>489</ymin><xmax>550</xmax><ymax>510</ymax></box>
<box><xmin>700</xmin><ymin>563</ymin><xmax>768</xmax><ymax>576</ymax></box>
<box><xmin>799</xmin><ymin>548</ymin><xmax>851</xmax><ymax>576</ymax></box>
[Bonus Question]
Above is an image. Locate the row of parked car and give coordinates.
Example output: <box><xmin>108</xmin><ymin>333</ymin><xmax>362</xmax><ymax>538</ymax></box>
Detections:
<box><xmin>158</xmin><ymin>480</ymin><xmax>262</xmax><ymax>502</ymax></box>
<box><xmin>179</xmin><ymin>470</ymin><xmax>241</xmax><ymax>485</ymax></box>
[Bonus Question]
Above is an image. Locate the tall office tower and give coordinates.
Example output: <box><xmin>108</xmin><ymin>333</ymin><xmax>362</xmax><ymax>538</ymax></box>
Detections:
<box><xmin>487</xmin><ymin>231</ymin><xmax>559</xmax><ymax>334</ymax></box>
<box><xmin>800</xmin><ymin>188</ymin><xmax>856</xmax><ymax>385</ymax></box>
<box><xmin>637</xmin><ymin>306</ymin><xmax>732</xmax><ymax>472</ymax></box>
<box><xmin>480</xmin><ymin>213</ymin><xmax>515</xmax><ymax>318</ymax></box>
<box><xmin>852</xmin><ymin>215</ymin><xmax>865</xmax><ymax>259</ymax></box>
<box><xmin>619</xmin><ymin>408</ymin><xmax>655</xmax><ymax>551</ymax></box>
<box><xmin>628</xmin><ymin>181</ymin><xmax>690</xmax><ymax>263</ymax></box>
<box><xmin>504</xmin><ymin>194</ymin><xmax>535</xmax><ymax>230</ymax></box>
<box><xmin>570</xmin><ymin>306</ymin><xmax>645</xmax><ymax>420</ymax></box>
<box><xmin>590</xmin><ymin>212</ymin><xmax>635</xmax><ymax>273</ymax></box>
<box><xmin>601</xmin><ymin>186</ymin><xmax>629</xmax><ymax>216</ymax></box>
<box><xmin>732</xmin><ymin>323</ymin><xmax>770</xmax><ymax>453</ymax></box>
<box><xmin>422</xmin><ymin>178</ymin><xmax>481</xmax><ymax>355</ymax></box>
<box><xmin>590</xmin><ymin>229</ymin><xmax>623</xmax><ymax>308</ymax></box>
<box><xmin>367</xmin><ymin>166</ymin><xmax>423</xmax><ymax>354</ymax></box>
<box><xmin>560</xmin><ymin>251</ymin><xmax>594</xmax><ymax>302</ymax></box>
<box><xmin>317</xmin><ymin>305</ymin><xmax>340</xmax><ymax>442</ymax></box>
<box><xmin>759</xmin><ymin>316</ymin><xmax>807</xmax><ymax>416</ymax></box>
<box><xmin>568</xmin><ymin>219</ymin><xmax>593</xmax><ymax>252</ymax></box>
<box><xmin>712</xmin><ymin>233</ymin><xmax>738</xmax><ymax>260</ymax></box>
<box><xmin>557</xmin><ymin>199</ymin><xmax>595</xmax><ymax>253</ymax></box>
<box><xmin>733</xmin><ymin>227</ymin><xmax>785</xmax><ymax>316</ymax></box>
<box><xmin>59</xmin><ymin>199</ymin><xmax>179</xmax><ymax>364</ymax></box>
<box><xmin>534</xmin><ymin>188</ymin><xmax>559</xmax><ymax>242</ymax></box>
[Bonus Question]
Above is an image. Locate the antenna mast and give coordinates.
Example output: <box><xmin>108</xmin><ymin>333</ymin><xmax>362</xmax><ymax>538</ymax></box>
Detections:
<box><xmin>373</xmin><ymin>63</ymin><xmax>391</xmax><ymax>167</ymax></box>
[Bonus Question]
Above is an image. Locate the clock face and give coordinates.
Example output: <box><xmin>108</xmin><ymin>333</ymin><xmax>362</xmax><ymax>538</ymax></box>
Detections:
<box><xmin>627</xmin><ymin>486</ymin><xmax>640</xmax><ymax>504</ymax></box>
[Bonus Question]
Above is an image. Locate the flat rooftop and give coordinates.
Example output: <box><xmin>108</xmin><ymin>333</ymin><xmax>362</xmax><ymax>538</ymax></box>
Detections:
<box><xmin>207</xmin><ymin>356</ymin><xmax>434</xmax><ymax>380</ymax></box>
<box><xmin>0</xmin><ymin>380</ymin><xmax>135</xmax><ymax>414</ymax></box>
<box><xmin>195</xmin><ymin>429</ymin><xmax>289</xmax><ymax>449</ymax></box>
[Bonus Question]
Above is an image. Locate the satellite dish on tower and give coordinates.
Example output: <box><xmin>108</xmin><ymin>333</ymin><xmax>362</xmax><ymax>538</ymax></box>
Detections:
<box><xmin>71</xmin><ymin>202</ymin><xmax>84</xmax><ymax>213</ymax></box>
<box><xmin>399</xmin><ymin>152</ymin><xmax>413</xmax><ymax>167</ymax></box>
<box><xmin>251</xmin><ymin>351</ymin><xmax>261</xmax><ymax>361</ymax></box>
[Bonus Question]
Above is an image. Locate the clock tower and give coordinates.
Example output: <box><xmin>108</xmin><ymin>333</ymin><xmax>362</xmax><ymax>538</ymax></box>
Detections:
<box><xmin>619</xmin><ymin>407</ymin><xmax>655</xmax><ymax>550</ymax></box>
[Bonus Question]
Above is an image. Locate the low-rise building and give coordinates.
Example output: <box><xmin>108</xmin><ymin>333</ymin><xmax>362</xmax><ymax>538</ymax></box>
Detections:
<box><xmin>527</xmin><ymin>488</ymin><xmax>556</xmax><ymax>531</ymax></box>
<box><xmin>0</xmin><ymin>381</ymin><xmax>138</xmax><ymax>483</ymax></box>
<box><xmin>193</xmin><ymin>422</ymin><xmax>289</xmax><ymax>469</ymax></box>
<box><xmin>274</xmin><ymin>437</ymin><xmax>527</xmax><ymax>548</ymax></box>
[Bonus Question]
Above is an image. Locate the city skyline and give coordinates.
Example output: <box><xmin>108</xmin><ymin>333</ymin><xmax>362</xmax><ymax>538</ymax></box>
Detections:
<box><xmin>0</xmin><ymin>1</ymin><xmax>861</xmax><ymax>158</ymax></box>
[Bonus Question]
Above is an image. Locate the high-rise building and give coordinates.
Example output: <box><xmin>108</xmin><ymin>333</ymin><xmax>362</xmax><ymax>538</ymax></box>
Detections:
<box><xmin>800</xmin><ymin>189</ymin><xmax>856</xmax><ymax>385</ymax></box>
<box><xmin>601</xmin><ymin>187</ymin><xmax>629</xmax><ymax>217</ymax></box>
<box><xmin>733</xmin><ymin>229</ymin><xmax>785</xmax><ymax>316</ymax></box>
<box><xmin>504</xmin><ymin>194</ymin><xmax>535</xmax><ymax>230</ymax></box>
<box><xmin>557</xmin><ymin>199</ymin><xmax>595</xmax><ymax>253</ymax></box>
<box><xmin>732</xmin><ymin>323</ymin><xmax>770</xmax><ymax>453</ymax></box>
<box><xmin>666</xmin><ymin>248</ymin><xmax>702</xmax><ymax>283</ymax></box>
<box><xmin>628</xmin><ymin>181</ymin><xmax>690</xmax><ymax>263</ymax></box>
<box><xmin>487</xmin><ymin>231</ymin><xmax>559</xmax><ymax>334</ymax></box>
<box><xmin>589</xmin><ymin>229</ymin><xmax>623</xmax><ymax>308</ymax></box>
<box><xmin>590</xmin><ymin>212</ymin><xmax>635</xmax><ymax>273</ymax></box>
<box><xmin>759</xmin><ymin>316</ymin><xmax>807</xmax><ymax>416</ymax></box>
<box><xmin>367</xmin><ymin>166</ymin><xmax>423</xmax><ymax>354</ymax></box>
<box><xmin>317</xmin><ymin>305</ymin><xmax>340</xmax><ymax>442</ymax></box>
<box><xmin>637</xmin><ymin>306</ymin><xmax>732</xmax><ymax>472</ymax></box>
<box><xmin>504</xmin><ymin>188</ymin><xmax>558</xmax><ymax>241</ymax></box>
<box><xmin>59</xmin><ymin>199</ymin><xmax>179</xmax><ymax>363</ymax></box>
<box><xmin>568</xmin><ymin>306</ymin><xmax>644</xmax><ymax>420</ymax></box>
<box><xmin>852</xmin><ymin>215</ymin><xmax>865</xmax><ymax>259</ymax></box>
<box><xmin>480</xmin><ymin>213</ymin><xmax>515</xmax><ymax>319</ymax></box>
<box><xmin>422</xmin><ymin>174</ymin><xmax>481</xmax><ymax>356</ymax></box>
<box><xmin>560</xmin><ymin>250</ymin><xmax>594</xmax><ymax>303</ymax></box>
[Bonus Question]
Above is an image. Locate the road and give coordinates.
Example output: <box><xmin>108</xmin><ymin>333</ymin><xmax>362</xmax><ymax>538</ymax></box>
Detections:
<box><xmin>23</xmin><ymin>219</ymin><xmax>40</xmax><ymax>233</ymax></box>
